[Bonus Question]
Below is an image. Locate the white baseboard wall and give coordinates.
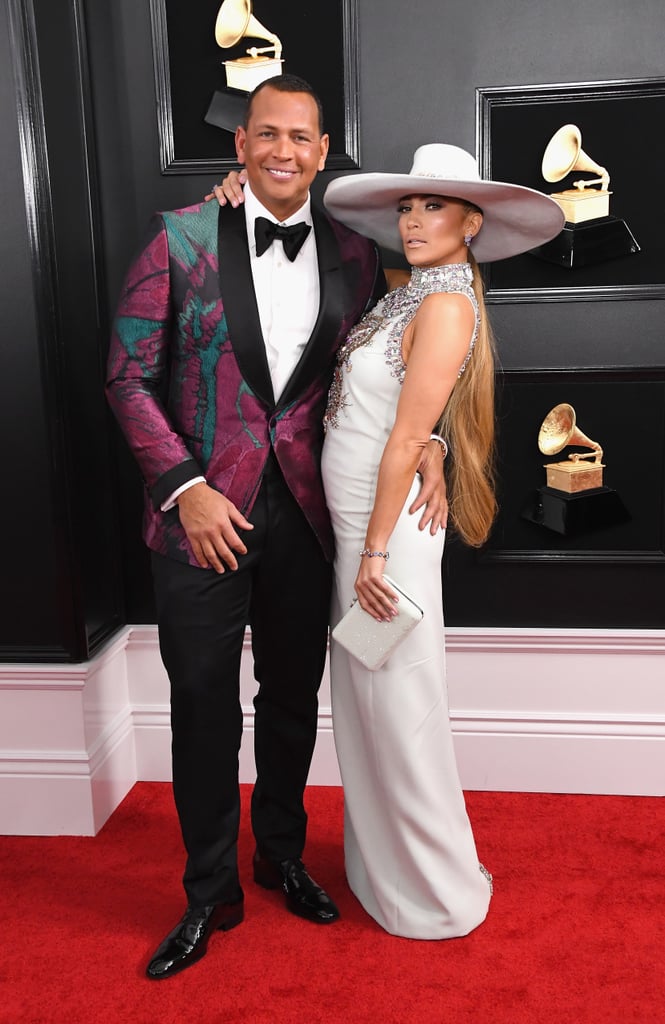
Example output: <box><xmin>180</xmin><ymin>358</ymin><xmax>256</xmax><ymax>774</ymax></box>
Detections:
<box><xmin>1</xmin><ymin>624</ymin><xmax>664</xmax><ymax>835</ymax></box>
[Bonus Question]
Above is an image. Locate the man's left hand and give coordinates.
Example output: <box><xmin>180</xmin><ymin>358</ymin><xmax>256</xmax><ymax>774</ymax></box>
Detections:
<box><xmin>411</xmin><ymin>441</ymin><xmax>448</xmax><ymax>534</ymax></box>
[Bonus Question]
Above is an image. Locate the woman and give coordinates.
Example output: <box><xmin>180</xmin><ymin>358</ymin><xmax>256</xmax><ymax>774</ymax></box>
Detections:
<box><xmin>320</xmin><ymin>144</ymin><xmax>563</xmax><ymax>939</ymax></box>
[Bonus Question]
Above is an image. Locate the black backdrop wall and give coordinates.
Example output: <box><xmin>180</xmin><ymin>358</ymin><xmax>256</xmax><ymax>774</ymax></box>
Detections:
<box><xmin>1</xmin><ymin>0</ymin><xmax>663</xmax><ymax>661</ymax></box>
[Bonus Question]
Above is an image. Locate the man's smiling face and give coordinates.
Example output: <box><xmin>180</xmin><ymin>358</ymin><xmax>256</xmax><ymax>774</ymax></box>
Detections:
<box><xmin>235</xmin><ymin>86</ymin><xmax>329</xmax><ymax>221</ymax></box>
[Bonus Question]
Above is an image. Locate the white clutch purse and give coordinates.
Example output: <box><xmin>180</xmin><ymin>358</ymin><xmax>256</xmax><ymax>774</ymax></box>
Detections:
<box><xmin>331</xmin><ymin>574</ymin><xmax>424</xmax><ymax>671</ymax></box>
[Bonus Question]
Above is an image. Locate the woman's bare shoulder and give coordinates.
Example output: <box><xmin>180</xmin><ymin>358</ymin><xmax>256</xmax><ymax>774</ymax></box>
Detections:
<box><xmin>416</xmin><ymin>290</ymin><xmax>474</xmax><ymax>322</ymax></box>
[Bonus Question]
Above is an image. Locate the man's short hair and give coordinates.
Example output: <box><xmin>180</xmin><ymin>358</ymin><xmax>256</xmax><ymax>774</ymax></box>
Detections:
<box><xmin>245</xmin><ymin>74</ymin><xmax>325</xmax><ymax>136</ymax></box>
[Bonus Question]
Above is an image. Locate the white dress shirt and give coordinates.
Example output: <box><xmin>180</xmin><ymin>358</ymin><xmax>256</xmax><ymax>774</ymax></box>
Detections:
<box><xmin>162</xmin><ymin>186</ymin><xmax>320</xmax><ymax>511</ymax></box>
<box><xmin>243</xmin><ymin>182</ymin><xmax>319</xmax><ymax>400</ymax></box>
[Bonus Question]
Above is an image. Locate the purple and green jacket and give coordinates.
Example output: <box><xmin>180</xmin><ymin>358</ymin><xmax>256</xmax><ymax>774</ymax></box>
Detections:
<box><xmin>106</xmin><ymin>199</ymin><xmax>384</xmax><ymax>565</ymax></box>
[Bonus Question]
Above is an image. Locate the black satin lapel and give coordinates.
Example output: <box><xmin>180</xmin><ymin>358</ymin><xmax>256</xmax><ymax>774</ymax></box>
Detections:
<box><xmin>278</xmin><ymin>206</ymin><xmax>345</xmax><ymax>409</ymax></box>
<box><xmin>217</xmin><ymin>203</ymin><xmax>274</xmax><ymax>408</ymax></box>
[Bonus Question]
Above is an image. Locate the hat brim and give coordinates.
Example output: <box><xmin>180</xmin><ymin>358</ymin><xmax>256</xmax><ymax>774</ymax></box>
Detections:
<box><xmin>323</xmin><ymin>172</ymin><xmax>565</xmax><ymax>263</ymax></box>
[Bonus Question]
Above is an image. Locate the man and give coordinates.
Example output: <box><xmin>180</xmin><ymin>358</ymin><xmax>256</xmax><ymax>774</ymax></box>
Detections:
<box><xmin>107</xmin><ymin>74</ymin><xmax>445</xmax><ymax>981</ymax></box>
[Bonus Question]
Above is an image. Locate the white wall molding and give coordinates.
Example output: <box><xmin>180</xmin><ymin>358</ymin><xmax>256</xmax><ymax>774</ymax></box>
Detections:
<box><xmin>0</xmin><ymin>629</ymin><xmax>135</xmax><ymax>835</ymax></box>
<box><xmin>446</xmin><ymin>625</ymin><xmax>665</xmax><ymax>654</ymax></box>
<box><xmin>1</xmin><ymin>624</ymin><xmax>664</xmax><ymax>835</ymax></box>
<box><xmin>445</xmin><ymin>625</ymin><xmax>665</xmax><ymax>796</ymax></box>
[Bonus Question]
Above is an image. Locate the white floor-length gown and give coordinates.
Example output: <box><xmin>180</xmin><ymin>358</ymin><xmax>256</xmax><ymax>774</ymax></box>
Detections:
<box><xmin>321</xmin><ymin>263</ymin><xmax>492</xmax><ymax>939</ymax></box>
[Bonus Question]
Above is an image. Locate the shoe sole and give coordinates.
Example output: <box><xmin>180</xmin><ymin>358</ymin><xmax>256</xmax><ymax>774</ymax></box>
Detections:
<box><xmin>286</xmin><ymin>899</ymin><xmax>340</xmax><ymax>924</ymax></box>
<box><xmin>218</xmin><ymin>906</ymin><xmax>245</xmax><ymax>931</ymax></box>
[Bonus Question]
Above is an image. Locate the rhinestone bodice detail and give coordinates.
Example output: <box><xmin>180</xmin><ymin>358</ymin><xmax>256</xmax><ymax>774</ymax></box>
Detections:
<box><xmin>324</xmin><ymin>263</ymin><xmax>479</xmax><ymax>431</ymax></box>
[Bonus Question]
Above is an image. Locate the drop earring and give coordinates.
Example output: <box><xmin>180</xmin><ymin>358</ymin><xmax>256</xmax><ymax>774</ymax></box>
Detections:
<box><xmin>464</xmin><ymin>233</ymin><xmax>473</xmax><ymax>246</ymax></box>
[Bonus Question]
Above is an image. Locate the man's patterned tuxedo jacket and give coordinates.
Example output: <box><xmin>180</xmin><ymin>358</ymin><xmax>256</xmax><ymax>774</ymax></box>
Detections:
<box><xmin>106</xmin><ymin>199</ymin><xmax>383</xmax><ymax>565</ymax></box>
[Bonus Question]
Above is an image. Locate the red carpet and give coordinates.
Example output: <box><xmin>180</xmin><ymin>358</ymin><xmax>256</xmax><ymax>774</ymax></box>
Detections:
<box><xmin>1</xmin><ymin>783</ymin><xmax>664</xmax><ymax>1023</ymax></box>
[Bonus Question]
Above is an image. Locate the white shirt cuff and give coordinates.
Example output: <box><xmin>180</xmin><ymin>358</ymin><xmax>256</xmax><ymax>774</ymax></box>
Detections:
<box><xmin>161</xmin><ymin>476</ymin><xmax>206</xmax><ymax>512</ymax></box>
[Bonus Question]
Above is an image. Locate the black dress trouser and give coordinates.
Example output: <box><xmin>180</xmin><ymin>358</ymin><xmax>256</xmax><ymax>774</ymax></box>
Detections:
<box><xmin>151</xmin><ymin>454</ymin><xmax>332</xmax><ymax>908</ymax></box>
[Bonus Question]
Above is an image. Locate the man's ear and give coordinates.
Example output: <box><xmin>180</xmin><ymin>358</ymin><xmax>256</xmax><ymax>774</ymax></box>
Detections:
<box><xmin>317</xmin><ymin>133</ymin><xmax>330</xmax><ymax>172</ymax></box>
<box><xmin>235</xmin><ymin>125</ymin><xmax>247</xmax><ymax>164</ymax></box>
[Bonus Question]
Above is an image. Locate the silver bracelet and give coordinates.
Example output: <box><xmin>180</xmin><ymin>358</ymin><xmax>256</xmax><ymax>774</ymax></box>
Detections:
<box><xmin>429</xmin><ymin>433</ymin><xmax>449</xmax><ymax>459</ymax></box>
<box><xmin>359</xmin><ymin>548</ymin><xmax>390</xmax><ymax>560</ymax></box>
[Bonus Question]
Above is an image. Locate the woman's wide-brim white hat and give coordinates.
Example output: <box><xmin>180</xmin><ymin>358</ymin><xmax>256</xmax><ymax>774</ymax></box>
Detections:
<box><xmin>323</xmin><ymin>143</ymin><xmax>565</xmax><ymax>263</ymax></box>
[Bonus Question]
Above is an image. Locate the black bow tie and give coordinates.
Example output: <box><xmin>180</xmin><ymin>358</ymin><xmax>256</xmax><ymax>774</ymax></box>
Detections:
<box><xmin>254</xmin><ymin>216</ymin><xmax>311</xmax><ymax>261</ymax></box>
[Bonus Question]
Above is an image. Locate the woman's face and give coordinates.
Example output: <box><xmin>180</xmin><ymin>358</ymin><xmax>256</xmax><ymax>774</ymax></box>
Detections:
<box><xmin>397</xmin><ymin>194</ymin><xmax>481</xmax><ymax>268</ymax></box>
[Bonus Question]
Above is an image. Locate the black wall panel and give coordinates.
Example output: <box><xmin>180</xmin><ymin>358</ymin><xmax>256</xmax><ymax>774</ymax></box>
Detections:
<box><xmin>444</xmin><ymin>371</ymin><xmax>665</xmax><ymax>627</ymax></box>
<box><xmin>0</xmin><ymin>0</ymin><xmax>124</xmax><ymax>660</ymax></box>
<box><xmin>1</xmin><ymin>0</ymin><xmax>663</xmax><ymax>660</ymax></box>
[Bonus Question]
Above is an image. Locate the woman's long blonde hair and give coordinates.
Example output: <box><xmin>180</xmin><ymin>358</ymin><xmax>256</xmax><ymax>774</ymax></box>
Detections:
<box><xmin>434</xmin><ymin>249</ymin><xmax>497</xmax><ymax>547</ymax></box>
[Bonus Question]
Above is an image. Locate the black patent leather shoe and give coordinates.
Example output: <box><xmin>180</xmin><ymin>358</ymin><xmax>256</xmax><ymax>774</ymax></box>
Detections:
<box><xmin>146</xmin><ymin>899</ymin><xmax>244</xmax><ymax>980</ymax></box>
<box><xmin>253</xmin><ymin>850</ymin><xmax>340</xmax><ymax>923</ymax></box>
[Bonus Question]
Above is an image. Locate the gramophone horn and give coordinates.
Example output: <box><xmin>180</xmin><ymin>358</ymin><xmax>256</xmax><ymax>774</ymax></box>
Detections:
<box><xmin>538</xmin><ymin>402</ymin><xmax>601</xmax><ymax>457</ymax></box>
<box><xmin>215</xmin><ymin>0</ymin><xmax>279</xmax><ymax>53</ymax></box>
<box><xmin>541</xmin><ymin>124</ymin><xmax>609</xmax><ymax>187</ymax></box>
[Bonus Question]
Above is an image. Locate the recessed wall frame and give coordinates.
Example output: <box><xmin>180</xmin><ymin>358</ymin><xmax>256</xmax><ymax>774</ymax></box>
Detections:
<box><xmin>479</xmin><ymin>368</ymin><xmax>665</xmax><ymax>565</ymax></box>
<box><xmin>149</xmin><ymin>0</ymin><xmax>360</xmax><ymax>174</ymax></box>
<box><xmin>476</xmin><ymin>78</ymin><xmax>665</xmax><ymax>303</ymax></box>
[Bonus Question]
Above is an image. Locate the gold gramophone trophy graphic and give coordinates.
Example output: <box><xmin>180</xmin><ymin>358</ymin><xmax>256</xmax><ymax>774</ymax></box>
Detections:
<box><xmin>522</xmin><ymin>403</ymin><xmax>629</xmax><ymax>535</ymax></box>
<box><xmin>539</xmin><ymin>402</ymin><xmax>604</xmax><ymax>493</ymax></box>
<box><xmin>529</xmin><ymin>124</ymin><xmax>640</xmax><ymax>269</ymax></box>
<box><xmin>205</xmin><ymin>0</ymin><xmax>285</xmax><ymax>132</ymax></box>
<box><xmin>216</xmin><ymin>0</ymin><xmax>283</xmax><ymax>92</ymax></box>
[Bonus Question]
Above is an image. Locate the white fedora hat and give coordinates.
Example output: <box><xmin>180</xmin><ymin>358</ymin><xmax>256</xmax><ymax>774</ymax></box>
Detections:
<box><xmin>323</xmin><ymin>143</ymin><xmax>565</xmax><ymax>263</ymax></box>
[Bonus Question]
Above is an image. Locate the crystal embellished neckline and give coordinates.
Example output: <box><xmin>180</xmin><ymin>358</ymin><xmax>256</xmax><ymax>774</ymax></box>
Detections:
<box><xmin>407</xmin><ymin>262</ymin><xmax>473</xmax><ymax>292</ymax></box>
<box><xmin>324</xmin><ymin>262</ymin><xmax>478</xmax><ymax>432</ymax></box>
